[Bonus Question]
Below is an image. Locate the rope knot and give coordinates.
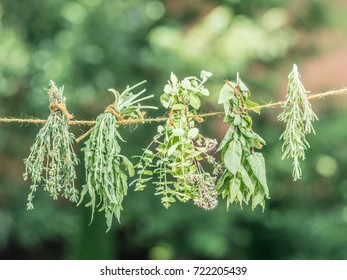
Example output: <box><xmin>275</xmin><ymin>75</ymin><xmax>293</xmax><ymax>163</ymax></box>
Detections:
<box><xmin>104</xmin><ymin>104</ymin><xmax>124</xmax><ymax>121</ymax></box>
<box><xmin>49</xmin><ymin>103</ymin><xmax>73</xmax><ymax>120</ymax></box>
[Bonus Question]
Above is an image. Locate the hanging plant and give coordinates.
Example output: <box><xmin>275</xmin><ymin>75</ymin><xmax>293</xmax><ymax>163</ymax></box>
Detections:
<box><xmin>78</xmin><ymin>81</ymin><xmax>157</xmax><ymax>231</ymax></box>
<box><xmin>8</xmin><ymin>65</ymin><xmax>345</xmax><ymax>229</ymax></box>
<box><xmin>278</xmin><ymin>64</ymin><xmax>318</xmax><ymax>181</ymax></box>
<box><xmin>216</xmin><ymin>74</ymin><xmax>269</xmax><ymax>210</ymax></box>
<box><xmin>133</xmin><ymin>71</ymin><xmax>223</xmax><ymax>210</ymax></box>
<box><xmin>23</xmin><ymin>80</ymin><xmax>79</xmax><ymax>210</ymax></box>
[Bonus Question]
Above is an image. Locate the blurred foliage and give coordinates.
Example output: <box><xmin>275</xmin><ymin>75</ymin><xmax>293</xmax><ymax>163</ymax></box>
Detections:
<box><xmin>1</xmin><ymin>0</ymin><xmax>347</xmax><ymax>260</ymax></box>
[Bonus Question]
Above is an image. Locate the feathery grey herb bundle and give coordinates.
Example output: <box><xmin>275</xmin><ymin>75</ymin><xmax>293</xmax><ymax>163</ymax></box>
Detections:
<box><xmin>78</xmin><ymin>81</ymin><xmax>157</xmax><ymax>231</ymax></box>
<box><xmin>23</xmin><ymin>80</ymin><xmax>79</xmax><ymax>210</ymax></box>
<box><xmin>278</xmin><ymin>64</ymin><xmax>318</xmax><ymax>181</ymax></box>
<box><xmin>216</xmin><ymin>74</ymin><xmax>269</xmax><ymax>210</ymax></box>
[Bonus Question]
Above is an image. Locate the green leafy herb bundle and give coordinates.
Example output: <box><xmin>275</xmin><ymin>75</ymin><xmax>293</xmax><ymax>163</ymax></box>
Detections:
<box><xmin>278</xmin><ymin>64</ymin><xmax>318</xmax><ymax>181</ymax></box>
<box><xmin>78</xmin><ymin>81</ymin><xmax>157</xmax><ymax>231</ymax></box>
<box><xmin>216</xmin><ymin>74</ymin><xmax>269</xmax><ymax>210</ymax></box>
<box><xmin>23</xmin><ymin>80</ymin><xmax>79</xmax><ymax>210</ymax></box>
<box><xmin>133</xmin><ymin>71</ymin><xmax>223</xmax><ymax>210</ymax></box>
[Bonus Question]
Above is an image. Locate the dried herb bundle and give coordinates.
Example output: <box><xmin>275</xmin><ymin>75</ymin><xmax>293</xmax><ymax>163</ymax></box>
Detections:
<box><xmin>278</xmin><ymin>64</ymin><xmax>318</xmax><ymax>180</ymax></box>
<box><xmin>78</xmin><ymin>81</ymin><xmax>157</xmax><ymax>231</ymax></box>
<box><xmin>133</xmin><ymin>71</ymin><xmax>223</xmax><ymax>210</ymax></box>
<box><xmin>23</xmin><ymin>80</ymin><xmax>79</xmax><ymax>210</ymax></box>
<box><xmin>216</xmin><ymin>74</ymin><xmax>269</xmax><ymax>210</ymax></box>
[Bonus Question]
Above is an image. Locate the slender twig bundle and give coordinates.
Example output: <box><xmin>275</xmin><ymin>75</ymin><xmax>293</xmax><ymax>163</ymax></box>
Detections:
<box><xmin>23</xmin><ymin>80</ymin><xmax>78</xmax><ymax>209</ymax></box>
<box><xmin>278</xmin><ymin>64</ymin><xmax>318</xmax><ymax>180</ymax></box>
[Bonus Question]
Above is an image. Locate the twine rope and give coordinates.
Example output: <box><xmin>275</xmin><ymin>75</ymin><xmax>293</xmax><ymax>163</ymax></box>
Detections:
<box><xmin>0</xmin><ymin>87</ymin><xmax>346</xmax><ymax>131</ymax></box>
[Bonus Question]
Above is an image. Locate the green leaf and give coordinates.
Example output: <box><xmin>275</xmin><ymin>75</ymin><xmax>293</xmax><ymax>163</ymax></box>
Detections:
<box><xmin>247</xmin><ymin>153</ymin><xmax>269</xmax><ymax>197</ymax></box>
<box><xmin>252</xmin><ymin>192</ymin><xmax>265</xmax><ymax>210</ymax></box>
<box><xmin>122</xmin><ymin>156</ymin><xmax>135</xmax><ymax>177</ymax></box>
<box><xmin>200</xmin><ymin>70</ymin><xmax>212</xmax><ymax>80</ymax></box>
<box><xmin>216</xmin><ymin>170</ymin><xmax>230</xmax><ymax>192</ymax></box>
<box><xmin>228</xmin><ymin>177</ymin><xmax>241</xmax><ymax>207</ymax></box>
<box><xmin>121</xmin><ymin>173</ymin><xmax>128</xmax><ymax>195</ymax></box>
<box><xmin>223</xmin><ymin>101</ymin><xmax>230</xmax><ymax>116</ymax></box>
<box><xmin>240</xmin><ymin>128</ymin><xmax>266</xmax><ymax>146</ymax></box>
<box><xmin>245</xmin><ymin>99</ymin><xmax>260</xmax><ymax>114</ymax></box>
<box><xmin>167</xmin><ymin>142</ymin><xmax>180</xmax><ymax>156</ymax></box>
<box><xmin>188</xmin><ymin>128</ymin><xmax>199</xmax><ymax>139</ymax></box>
<box><xmin>164</xmin><ymin>84</ymin><xmax>172</xmax><ymax>94</ymax></box>
<box><xmin>138</xmin><ymin>170</ymin><xmax>153</xmax><ymax>176</ymax></box>
<box><xmin>233</xmin><ymin>114</ymin><xmax>241</xmax><ymax>126</ymax></box>
<box><xmin>189</xmin><ymin>94</ymin><xmax>201</xmax><ymax>109</ymax></box>
<box><xmin>217</xmin><ymin>125</ymin><xmax>234</xmax><ymax>152</ymax></box>
<box><xmin>237</xmin><ymin>76</ymin><xmax>250</xmax><ymax>96</ymax></box>
<box><xmin>250</xmin><ymin>137</ymin><xmax>265</xmax><ymax>150</ymax></box>
<box><xmin>242</xmin><ymin>115</ymin><xmax>253</xmax><ymax>128</ymax></box>
<box><xmin>172</xmin><ymin>128</ymin><xmax>185</xmax><ymax>136</ymax></box>
<box><xmin>157</xmin><ymin>125</ymin><xmax>165</xmax><ymax>134</ymax></box>
<box><xmin>218</xmin><ymin>84</ymin><xmax>234</xmax><ymax>104</ymax></box>
<box><xmin>172</xmin><ymin>103</ymin><xmax>185</xmax><ymax>110</ymax></box>
<box><xmin>115</xmin><ymin>129</ymin><xmax>126</xmax><ymax>142</ymax></box>
<box><xmin>223</xmin><ymin>140</ymin><xmax>242</xmax><ymax>175</ymax></box>
<box><xmin>160</xmin><ymin>93</ymin><xmax>171</xmax><ymax>108</ymax></box>
<box><xmin>170</xmin><ymin>72</ymin><xmax>178</xmax><ymax>86</ymax></box>
<box><xmin>239</xmin><ymin>165</ymin><xmax>254</xmax><ymax>194</ymax></box>
<box><xmin>201</xmin><ymin>88</ymin><xmax>209</xmax><ymax>96</ymax></box>
<box><xmin>182</xmin><ymin>79</ymin><xmax>191</xmax><ymax>89</ymax></box>
<box><xmin>105</xmin><ymin>210</ymin><xmax>113</xmax><ymax>232</ymax></box>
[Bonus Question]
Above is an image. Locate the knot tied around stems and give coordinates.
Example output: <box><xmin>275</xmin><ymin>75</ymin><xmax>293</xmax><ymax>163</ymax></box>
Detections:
<box><xmin>75</xmin><ymin>103</ymin><xmax>124</xmax><ymax>143</ymax></box>
<box><xmin>24</xmin><ymin>80</ymin><xmax>79</xmax><ymax>210</ymax></box>
<box><xmin>104</xmin><ymin>104</ymin><xmax>124</xmax><ymax>121</ymax></box>
<box><xmin>49</xmin><ymin>102</ymin><xmax>74</xmax><ymax>120</ymax></box>
<box><xmin>47</xmin><ymin>80</ymin><xmax>74</xmax><ymax>120</ymax></box>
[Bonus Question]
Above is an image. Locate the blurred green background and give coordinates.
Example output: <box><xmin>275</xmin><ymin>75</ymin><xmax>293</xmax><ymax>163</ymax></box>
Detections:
<box><xmin>1</xmin><ymin>0</ymin><xmax>347</xmax><ymax>260</ymax></box>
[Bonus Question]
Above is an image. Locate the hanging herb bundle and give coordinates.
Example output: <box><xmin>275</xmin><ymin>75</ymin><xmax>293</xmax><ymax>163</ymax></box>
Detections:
<box><xmin>278</xmin><ymin>64</ymin><xmax>318</xmax><ymax>181</ymax></box>
<box><xmin>23</xmin><ymin>80</ymin><xmax>79</xmax><ymax>210</ymax></box>
<box><xmin>133</xmin><ymin>71</ymin><xmax>223</xmax><ymax>210</ymax></box>
<box><xmin>216</xmin><ymin>74</ymin><xmax>269</xmax><ymax>210</ymax></box>
<box><xmin>78</xmin><ymin>81</ymin><xmax>157</xmax><ymax>231</ymax></box>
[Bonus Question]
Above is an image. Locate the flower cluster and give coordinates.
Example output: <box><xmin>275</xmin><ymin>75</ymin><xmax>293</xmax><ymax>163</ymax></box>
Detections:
<box><xmin>193</xmin><ymin>176</ymin><xmax>218</xmax><ymax>210</ymax></box>
<box><xmin>196</xmin><ymin>135</ymin><xmax>218</xmax><ymax>152</ymax></box>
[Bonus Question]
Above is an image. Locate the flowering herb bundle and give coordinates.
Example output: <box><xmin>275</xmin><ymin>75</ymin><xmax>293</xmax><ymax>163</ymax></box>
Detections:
<box><xmin>23</xmin><ymin>80</ymin><xmax>79</xmax><ymax>210</ymax></box>
<box><xmin>78</xmin><ymin>81</ymin><xmax>157</xmax><ymax>231</ymax></box>
<box><xmin>133</xmin><ymin>71</ymin><xmax>223</xmax><ymax>210</ymax></box>
<box><xmin>278</xmin><ymin>64</ymin><xmax>318</xmax><ymax>181</ymax></box>
<box><xmin>216</xmin><ymin>74</ymin><xmax>269</xmax><ymax>210</ymax></box>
